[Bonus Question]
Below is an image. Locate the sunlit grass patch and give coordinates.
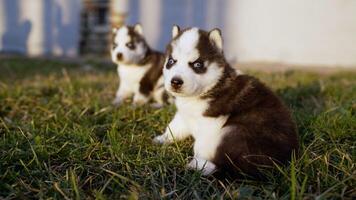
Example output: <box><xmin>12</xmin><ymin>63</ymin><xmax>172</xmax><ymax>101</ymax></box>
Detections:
<box><xmin>0</xmin><ymin>57</ymin><xmax>355</xmax><ymax>199</ymax></box>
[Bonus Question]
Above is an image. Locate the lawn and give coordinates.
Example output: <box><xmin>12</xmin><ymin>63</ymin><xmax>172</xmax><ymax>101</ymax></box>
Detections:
<box><xmin>0</xmin><ymin>57</ymin><xmax>355</xmax><ymax>199</ymax></box>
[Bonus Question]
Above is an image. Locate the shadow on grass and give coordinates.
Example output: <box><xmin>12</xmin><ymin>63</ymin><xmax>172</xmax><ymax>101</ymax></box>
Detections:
<box><xmin>0</xmin><ymin>57</ymin><xmax>115</xmax><ymax>82</ymax></box>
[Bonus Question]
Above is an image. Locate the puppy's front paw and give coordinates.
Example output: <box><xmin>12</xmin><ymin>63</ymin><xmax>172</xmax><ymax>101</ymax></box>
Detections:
<box><xmin>153</xmin><ymin>134</ymin><xmax>170</xmax><ymax>144</ymax></box>
<box><xmin>133</xmin><ymin>93</ymin><xmax>149</xmax><ymax>105</ymax></box>
<box><xmin>186</xmin><ymin>158</ymin><xmax>217</xmax><ymax>176</ymax></box>
<box><xmin>112</xmin><ymin>97</ymin><xmax>123</xmax><ymax>106</ymax></box>
<box><xmin>150</xmin><ymin>102</ymin><xmax>164</xmax><ymax>109</ymax></box>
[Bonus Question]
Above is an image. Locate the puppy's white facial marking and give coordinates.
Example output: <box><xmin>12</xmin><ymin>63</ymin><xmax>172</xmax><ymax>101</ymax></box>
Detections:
<box><xmin>111</xmin><ymin>26</ymin><xmax>146</xmax><ymax>65</ymax></box>
<box><xmin>172</xmin><ymin>28</ymin><xmax>200</xmax><ymax>60</ymax></box>
<box><xmin>163</xmin><ymin>28</ymin><xmax>223</xmax><ymax>97</ymax></box>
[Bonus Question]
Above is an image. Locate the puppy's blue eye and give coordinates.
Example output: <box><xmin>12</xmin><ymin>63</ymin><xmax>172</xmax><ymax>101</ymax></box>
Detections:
<box><xmin>193</xmin><ymin>61</ymin><xmax>203</xmax><ymax>68</ymax></box>
<box><xmin>189</xmin><ymin>59</ymin><xmax>206</xmax><ymax>74</ymax></box>
<box><xmin>126</xmin><ymin>42</ymin><xmax>135</xmax><ymax>49</ymax></box>
<box><xmin>168</xmin><ymin>58</ymin><xmax>175</xmax><ymax>65</ymax></box>
<box><xmin>166</xmin><ymin>57</ymin><xmax>176</xmax><ymax>69</ymax></box>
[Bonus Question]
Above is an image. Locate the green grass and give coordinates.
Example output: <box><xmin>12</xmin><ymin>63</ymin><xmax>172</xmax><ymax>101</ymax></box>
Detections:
<box><xmin>0</xmin><ymin>57</ymin><xmax>355</xmax><ymax>199</ymax></box>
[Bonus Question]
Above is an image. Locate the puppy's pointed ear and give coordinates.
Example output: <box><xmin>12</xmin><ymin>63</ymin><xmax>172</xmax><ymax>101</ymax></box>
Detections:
<box><xmin>134</xmin><ymin>23</ymin><xmax>143</xmax><ymax>35</ymax></box>
<box><xmin>172</xmin><ymin>25</ymin><xmax>180</xmax><ymax>38</ymax></box>
<box><xmin>208</xmin><ymin>28</ymin><xmax>223</xmax><ymax>52</ymax></box>
<box><xmin>112</xmin><ymin>27</ymin><xmax>118</xmax><ymax>34</ymax></box>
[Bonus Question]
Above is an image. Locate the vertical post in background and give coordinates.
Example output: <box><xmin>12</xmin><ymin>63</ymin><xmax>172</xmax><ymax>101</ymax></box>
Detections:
<box><xmin>0</xmin><ymin>0</ymin><xmax>5</xmax><ymax>51</ymax></box>
<box><xmin>224</xmin><ymin>0</ymin><xmax>239</xmax><ymax>63</ymax></box>
<box><xmin>110</xmin><ymin>0</ymin><xmax>129</xmax><ymax>29</ymax></box>
<box><xmin>109</xmin><ymin>0</ymin><xmax>128</xmax><ymax>55</ymax></box>
<box><xmin>139</xmin><ymin>0</ymin><xmax>161</xmax><ymax>50</ymax></box>
<box><xmin>22</xmin><ymin>0</ymin><xmax>45</xmax><ymax>56</ymax></box>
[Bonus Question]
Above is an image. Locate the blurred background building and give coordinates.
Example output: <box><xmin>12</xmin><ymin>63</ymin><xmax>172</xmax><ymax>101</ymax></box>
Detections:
<box><xmin>0</xmin><ymin>0</ymin><xmax>356</xmax><ymax>67</ymax></box>
<box><xmin>80</xmin><ymin>0</ymin><xmax>111</xmax><ymax>55</ymax></box>
<box><xmin>0</xmin><ymin>0</ymin><xmax>81</xmax><ymax>57</ymax></box>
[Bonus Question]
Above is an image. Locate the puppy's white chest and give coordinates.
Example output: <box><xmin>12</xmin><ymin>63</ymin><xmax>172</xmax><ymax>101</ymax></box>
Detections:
<box><xmin>118</xmin><ymin>64</ymin><xmax>149</xmax><ymax>89</ymax></box>
<box><xmin>176</xmin><ymin>97</ymin><xmax>228</xmax><ymax>159</ymax></box>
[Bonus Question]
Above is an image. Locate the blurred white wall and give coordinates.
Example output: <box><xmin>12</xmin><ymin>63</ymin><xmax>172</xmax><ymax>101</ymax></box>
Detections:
<box><xmin>126</xmin><ymin>0</ymin><xmax>356</xmax><ymax>67</ymax></box>
<box><xmin>1</xmin><ymin>0</ymin><xmax>355</xmax><ymax>66</ymax></box>
<box><xmin>0</xmin><ymin>0</ymin><xmax>81</xmax><ymax>57</ymax></box>
<box><xmin>139</xmin><ymin>0</ymin><xmax>162</xmax><ymax>49</ymax></box>
<box><xmin>230</xmin><ymin>0</ymin><xmax>356</xmax><ymax>67</ymax></box>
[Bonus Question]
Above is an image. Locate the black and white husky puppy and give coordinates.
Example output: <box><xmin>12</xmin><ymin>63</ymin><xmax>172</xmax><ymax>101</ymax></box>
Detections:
<box><xmin>154</xmin><ymin>26</ymin><xmax>299</xmax><ymax>177</ymax></box>
<box><xmin>111</xmin><ymin>24</ymin><xmax>169</xmax><ymax>106</ymax></box>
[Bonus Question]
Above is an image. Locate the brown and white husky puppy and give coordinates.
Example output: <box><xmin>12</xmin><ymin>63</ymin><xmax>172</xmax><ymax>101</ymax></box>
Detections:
<box><xmin>111</xmin><ymin>24</ymin><xmax>169</xmax><ymax>107</ymax></box>
<box><xmin>153</xmin><ymin>26</ymin><xmax>299</xmax><ymax>178</ymax></box>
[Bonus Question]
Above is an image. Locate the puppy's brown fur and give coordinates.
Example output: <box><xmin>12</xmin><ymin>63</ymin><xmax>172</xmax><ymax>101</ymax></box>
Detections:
<box><xmin>168</xmin><ymin>27</ymin><xmax>299</xmax><ymax>178</ymax></box>
<box><xmin>203</xmin><ymin>66</ymin><xmax>298</xmax><ymax>177</ymax></box>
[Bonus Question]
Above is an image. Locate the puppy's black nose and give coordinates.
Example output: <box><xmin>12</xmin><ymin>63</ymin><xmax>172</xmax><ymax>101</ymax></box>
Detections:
<box><xmin>171</xmin><ymin>77</ymin><xmax>184</xmax><ymax>89</ymax></box>
<box><xmin>117</xmin><ymin>53</ymin><xmax>123</xmax><ymax>61</ymax></box>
